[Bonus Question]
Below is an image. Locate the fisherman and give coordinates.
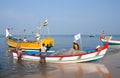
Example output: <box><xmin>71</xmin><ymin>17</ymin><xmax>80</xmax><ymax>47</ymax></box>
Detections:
<box><xmin>23</xmin><ymin>37</ymin><xmax>27</xmax><ymax>42</ymax></box>
<box><xmin>16</xmin><ymin>46</ymin><xmax>23</xmax><ymax>60</ymax></box>
<box><xmin>39</xmin><ymin>43</ymin><xmax>47</xmax><ymax>63</ymax></box>
<box><xmin>73</xmin><ymin>40</ymin><xmax>80</xmax><ymax>51</ymax></box>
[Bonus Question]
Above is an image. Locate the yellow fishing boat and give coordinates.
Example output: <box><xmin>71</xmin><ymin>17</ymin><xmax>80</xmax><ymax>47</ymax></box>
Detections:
<box><xmin>6</xmin><ymin>28</ymin><xmax>54</xmax><ymax>50</ymax></box>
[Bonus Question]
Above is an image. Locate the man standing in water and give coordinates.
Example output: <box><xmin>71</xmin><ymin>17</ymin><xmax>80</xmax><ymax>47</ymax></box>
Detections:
<box><xmin>39</xmin><ymin>43</ymin><xmax>47</xmax><ymax>63</ymax></box>
<box><xmin>16</xmin><ymin>46</ymin><xmax>23</xmax><ymax>61</ymax></box>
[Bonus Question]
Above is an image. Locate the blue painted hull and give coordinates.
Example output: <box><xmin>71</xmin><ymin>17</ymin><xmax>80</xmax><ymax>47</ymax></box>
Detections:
<box><xmin>23</xmin><ymin>50</ymin><xmax>55</xmax><ymax>55</ymax></box>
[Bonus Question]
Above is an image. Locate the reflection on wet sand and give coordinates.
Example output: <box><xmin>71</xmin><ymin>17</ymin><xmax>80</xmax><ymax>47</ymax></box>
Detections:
<box><xmin>21</xmin><ymin>63</ymin><xmax>111</xmax><ymax>78</ymax></box>
<box><xmin>56</xmin><ymin>63</ymin><xmax>111</xmax><ymax>78</ymax></box>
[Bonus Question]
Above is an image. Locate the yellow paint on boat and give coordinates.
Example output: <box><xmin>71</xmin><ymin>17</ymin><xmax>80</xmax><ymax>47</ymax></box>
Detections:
<box><xmin>6</xmin><ymin>37</ymin><xmax>54</xmax><ymax>49</ymax></box>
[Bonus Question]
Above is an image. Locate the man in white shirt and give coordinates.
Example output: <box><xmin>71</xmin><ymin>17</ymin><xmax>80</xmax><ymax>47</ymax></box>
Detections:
<box><xmin>23</xmin><ymin>37</ymin><xmax>27</xmax><ymax>42</ymax></box>
<box><xmin>39</xmin><ymin>43</ymin><xmax>47</xmax><ymax>63</ymax></box>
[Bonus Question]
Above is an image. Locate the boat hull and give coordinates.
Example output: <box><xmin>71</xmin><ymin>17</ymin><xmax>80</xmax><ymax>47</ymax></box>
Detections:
<box><xmin>6</xmin><ymin>37</ymin><xmax>54</xmax><ymax>50</ymax></box>
<box><xmin>102</xmin><ymin>41</ymin><xmax>120</xmax><ymax>45</ymax></box>
<box><xmin>12</xmin><ymin>43</ymin><xmax>108</xmax><ymax>63</ymax></box>
<box><xmin>100</xmin><ymin>36</ymin><xmax>120</xmax><ymax>45</ymax></box>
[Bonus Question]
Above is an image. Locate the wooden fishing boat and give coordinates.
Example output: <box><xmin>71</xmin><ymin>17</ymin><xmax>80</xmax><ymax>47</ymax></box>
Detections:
<box><xmin>100</xmin><ymin>35</ymin><xmax>120</xmax><ymax>45</ymax></box>
<box><xmin>6</xmin><ymin>29</ymin><xmax>54</xmax><ymax>50</ymax></box>
<box><xmin>12</xmin><ymin>42</ymin><xmax>108</xmax><ymax>63</ymax></box>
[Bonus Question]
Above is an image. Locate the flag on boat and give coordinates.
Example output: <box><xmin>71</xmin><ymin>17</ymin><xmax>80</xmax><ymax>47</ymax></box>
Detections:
<box><xmin>74</xmin><ymin>33</ymin><xmax>81</xmax><ymax>41</ymax></box>
<box><xmin>6</xmin><ymin>29</ymin><xmax>10</xmax><ymax>37</ymax></box>
<box><xmin>43</xmin><ymin>20</ymin><xmax>48</xmax><ymax>26</ymax></box>
<box><xmin>6</xmin><ymin>28</ymin><xmax>11</xmax><ymax>37</ymax></box>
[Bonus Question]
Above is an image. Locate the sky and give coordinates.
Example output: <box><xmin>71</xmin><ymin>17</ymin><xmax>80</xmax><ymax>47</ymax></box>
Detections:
<box><xmin>0</xmin><ymin>0</ymin><xmax>120</xmax><ymax>35</ymax></box>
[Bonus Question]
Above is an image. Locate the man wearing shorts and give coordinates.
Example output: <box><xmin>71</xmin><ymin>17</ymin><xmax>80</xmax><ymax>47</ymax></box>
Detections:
<box><xmin>39</xmin><ymin>43</ymin><xmax>47</xmax><ymax>63</ymax></box>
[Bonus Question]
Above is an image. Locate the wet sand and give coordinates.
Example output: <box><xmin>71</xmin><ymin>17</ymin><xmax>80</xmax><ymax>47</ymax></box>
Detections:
<box><xmin>22</xmin><ymin>48</ymin><xmax>120</xmax><ymax>78</ymax></box>
<box><xmin>21</xmin><ymin>63</ymin><xmax>111</xmax><ymax>78</ymax></box>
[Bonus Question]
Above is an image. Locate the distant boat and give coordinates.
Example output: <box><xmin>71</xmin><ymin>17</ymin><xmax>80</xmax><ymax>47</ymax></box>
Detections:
<box><xmin>89</xmin><ymin>34</ymin><xmax>95</xmax><ymax>37</ymax></box>
<box><xmin>100</xmin><ymin>34</ymin><xmax>120</xmax><ymax>45</ymax></box>
<box><xmin>12</xmin><ymin>42</ymin><xmax>108</xmax><ymax>63</ymax></box>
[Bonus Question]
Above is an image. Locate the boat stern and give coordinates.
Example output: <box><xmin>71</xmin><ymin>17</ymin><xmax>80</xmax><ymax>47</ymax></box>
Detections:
<box><xmin>42</xmin><ymin>37</ymin><xmax>54</xmax><ymax>49</ymax></box>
